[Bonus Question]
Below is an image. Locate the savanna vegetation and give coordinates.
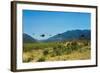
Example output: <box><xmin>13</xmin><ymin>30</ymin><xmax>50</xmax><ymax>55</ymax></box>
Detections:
<box><xmin>23</xmin><ymin>40</ymin><xmax>91</xmax><ymax>62</ymax></box>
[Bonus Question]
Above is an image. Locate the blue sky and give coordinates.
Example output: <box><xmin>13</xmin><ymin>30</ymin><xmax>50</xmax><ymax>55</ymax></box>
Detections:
<box><xmin>23</xmin><ymin>10</ymin><xmax>91</xmax><ymax>40</ymax></box>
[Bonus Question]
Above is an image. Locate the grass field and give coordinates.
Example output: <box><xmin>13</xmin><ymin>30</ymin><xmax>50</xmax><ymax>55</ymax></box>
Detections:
<box><xmin>23</xmin><ymin>40</ymin><xmax>91</xmax><ymax>62</ymax></box>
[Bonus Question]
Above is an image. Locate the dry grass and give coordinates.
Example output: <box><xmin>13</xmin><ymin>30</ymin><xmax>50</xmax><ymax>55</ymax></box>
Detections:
<box><xmin>23</xmin><ymin>40</ymin><xmax>91</xmax><ymax>62</ymax></box>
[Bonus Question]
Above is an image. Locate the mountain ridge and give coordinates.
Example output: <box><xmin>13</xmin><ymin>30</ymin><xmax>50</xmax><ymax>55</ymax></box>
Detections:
<box><xmin>23</xmin><ymin>33</ymin><xmax>37</xmax><ymax>43</ymax></box>
<box><xmin>44</xmin><ymin>29</ymin><xmax>91</xmax><ymax>42</ymax></box>
<box><xmin>23</xmin><ymin>29</ymin><xmax>91</xmax><ymax>43</ymax></box>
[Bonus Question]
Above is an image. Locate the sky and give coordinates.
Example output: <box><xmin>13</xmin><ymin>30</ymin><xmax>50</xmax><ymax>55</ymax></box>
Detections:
<box><xmin>23</xmin><ymin>10</ymin><xmax>91</xmax><ymax>40</ymax></box>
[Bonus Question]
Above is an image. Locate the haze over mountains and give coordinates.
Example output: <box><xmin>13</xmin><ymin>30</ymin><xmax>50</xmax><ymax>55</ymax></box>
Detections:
<box><xmin>23</xmin><ymin>29</ymin><xmax>91</xmax><ymax>43</ymax></box>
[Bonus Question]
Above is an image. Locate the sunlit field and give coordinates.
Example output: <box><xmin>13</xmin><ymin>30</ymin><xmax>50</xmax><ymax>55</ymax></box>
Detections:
<box><xmin>23</xmin><ymin>40</ymin><xmax>91</xmax><ymax>62</ymax></box>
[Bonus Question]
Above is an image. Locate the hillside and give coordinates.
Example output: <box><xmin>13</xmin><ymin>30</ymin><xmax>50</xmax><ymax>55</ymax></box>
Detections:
<box><xmin>45</xmin><ymin>29</ymin><xmax>90</xmax><ymax>42</ymax></box>
<box><xmin>23</xmin><ymin>33</ymin><xmax>37</xmax><ymax>43</ymax></box>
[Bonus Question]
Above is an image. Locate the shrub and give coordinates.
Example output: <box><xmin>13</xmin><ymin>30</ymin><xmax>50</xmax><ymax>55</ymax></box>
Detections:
<box><xmin>43</xmin><ymin>49</ymin><xmax>49</xmax><ymax>55</ymax></box>
<box><xmin>37</xmin><ymin>56</ymin><xmax>46</xmax><ymax>62</ymax></box>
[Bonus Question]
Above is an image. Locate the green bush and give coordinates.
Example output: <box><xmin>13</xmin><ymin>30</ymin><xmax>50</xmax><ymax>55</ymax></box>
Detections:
<box><xmin>43</xmin><ymin>49</ymin><xmax>49</xmax><ymax>55</ymax></box>
<box><xmin>37</xmin><ymin>56</ymin><xmax>46</xmax><ymax>62</ymax></box>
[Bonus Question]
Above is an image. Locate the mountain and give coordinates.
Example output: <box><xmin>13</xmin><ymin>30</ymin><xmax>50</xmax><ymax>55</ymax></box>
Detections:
<box><xmin>45</xmin><ymin>30</ymin><xmax>91</xmax><ymax>42</ymax></box>
<box><xmin>23</xmin><ymin>33</ymin><xmax>37</xmax><ymax>43</ymax></box>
